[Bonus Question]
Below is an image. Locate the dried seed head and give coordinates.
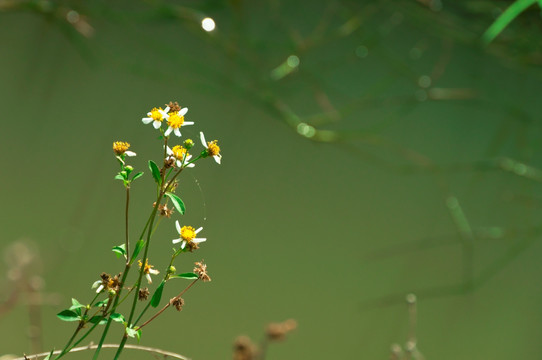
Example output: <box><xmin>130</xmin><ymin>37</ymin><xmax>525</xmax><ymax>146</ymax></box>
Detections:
<box><xmin>266</xmin><ymin>319</ymin><xmax>297</xmax><ymax>341</ymax></box>
<box><xmin>166</xmin><ymin>101</ymin><xmax>181</xmax><ymax>113</ymax></box>
<box><xmin>193</xmin><ymin>261</ymin><xmax>211</xmax><ymax>282</ymax></box>
<box><xmin>171</xmin><ymin>297</ymin><xmax>185</xmax><ymax>311</ymax></box>
<box><xmin>233</xmin><ymin>335</ymin><xmax>257</xmax><ymax>360</ymax></box>
<box><xmin>139</xmin><ymin>287</ymin><xmax>150</xmax><ymax>301</ymax></box>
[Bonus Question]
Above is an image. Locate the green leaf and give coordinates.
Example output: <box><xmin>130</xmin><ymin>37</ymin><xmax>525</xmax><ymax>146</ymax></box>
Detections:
<box><xmin>149</xmin><ymin>160</ymin><xmax>162</xmax><ymax>185</ymax></box>
<box><xmin>169</xmin><ymin>272</ymin><xmax>198</xmax><ymax>280</ymax></box>
<box><xmin>112</xmin><ymin>244</ymin><xmax>127</xmax><ymax>259</ymax></box>
<box><xmin>132</xmin><ymin>171</ymin><xmax>144</xmax><ymax>181</ymax></box>
<box><xmin>57</xmin><ymin>309</ymin><xmax>81</xmax><ymax>322</ymax></box>
<box><xmin>110</xmin><ymin>312</ymin><xmax>126</xmax><ymax>323</ymax></box>
<box><xmin>126</xmin><ymin>326</ymin><xmax>141</xmax><ymax>341</ymax></box>
<box><xmin>482</xmin><ymin>0</ymin><xmax>537</xmax><ymax>44</ymax></box>
<box><xmin>150</xmin><ymin>281</ymin><xmax>166</xmax><ymax>308</ymax></box>
<box><xmin>114</xmin><ymin>174</ymin><xmax>125</xmax><ymax>181</ymax></box>
<box><xmin>43</xmin><ymin>348</ymin><xmax>55</xmax><ymax>360</ymax></box>
<box><xmin>130</xmin><ymin>239</ymin><xmax>145</xmax><ymax>264</ymax></box>
<box><xmin>164</xmin><ymin>192</ymin><xmax>185</xmax><ymax>215</ymax></box>
<box><xmin>89</xmin><ymin>316</ymin><xmax>108</xmax><ymax>325</ymax></box>
<box><xmin>69</xmin><ymin>298</ymin><xmax>86</xmax><ymax>311</ymax></box>
<box><xmin>94</xmin><ymin>298</ymin><xmax>109</xmax><ymax>308</ymax></box>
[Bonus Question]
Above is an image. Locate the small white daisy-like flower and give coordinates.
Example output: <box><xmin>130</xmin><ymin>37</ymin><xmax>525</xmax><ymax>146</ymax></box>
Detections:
<box><xmin>172</xmin><ymin>220</ymin><xmax>206</xmax><ymax>249</ymax></box>
<box><xmin>164</xmin><ymin>107</ymin><xmax>194</xmax><ymax>137</ymax></box>
<box><xmin>142</xmin><ymin>107</ymin><xmax>168</xmax><ymax>129</ymax></box>
<box><xmin>138</xmin><ymin>260</ymin><xmax>160</xmax><ymax>284</ymax></box>
<box><xmin>166</xmin><ymin>145</ymin><xmax>195</xmax><ymax>168</ymax></box>
<box><xmin>200</xmin><ymin>132</ymin><xmax>222</xmax><ymax>164</ymax></box>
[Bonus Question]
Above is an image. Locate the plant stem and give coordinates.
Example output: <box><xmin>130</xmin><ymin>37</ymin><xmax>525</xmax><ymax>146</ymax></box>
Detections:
<box><xmin>125</xmin><ymin>187</ymin><xmax>130</xmax><ymax>262</ymax></box>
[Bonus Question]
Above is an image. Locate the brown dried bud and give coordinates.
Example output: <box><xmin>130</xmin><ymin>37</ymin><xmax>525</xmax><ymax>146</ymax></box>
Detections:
<box><xmin>171</xmin><ymin>297</ymin><xmax>185</xmax><ymax>311</ymax></box>
<box><xmin>166</xmin><ymin>101</ymin><xmax>181</xmax><ymax>113</ymax></box>
<box><xmin>193</xmin><ymin>261</ymin><xmax>211</xmax><ymax>282</ymax></box>
<box><xmin>266</xmin><ymin>319</ymin><xmax>297</xmax><ymax>341</ymax></box>
<box><xmin>139</xmin><ymin>287</ymin><xmax>150</xmax><ymax>301</ymax></box>
<box><xmin>233</xmin><ymin>335</ymin><xmax>257</xmax><ymax>360</ymax></box>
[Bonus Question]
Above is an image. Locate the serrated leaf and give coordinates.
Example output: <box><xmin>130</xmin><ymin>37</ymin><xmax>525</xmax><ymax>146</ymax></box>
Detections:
<box><xmin>150</xmin><ymin>281</ymin><xmax>165</xmax><ymax>308</ymax></box>
<box><xmin>132</xmin><ymin>171</ymin><xmax>144</xmax><ymax>181</ymax></box>
<box><xmin>164</xmin><ymin>192</ymin><xmax>185</xmax><ymax>215</ymax></box>
<box><xmin>169</xmin><ymin>272</ymin><xmax>198</xmax><ymax>280</ymax></box>
<box><xmin>112</xmin><ymin>244</ymin><xmax>127</xmax><ymax>259</ymax></box>
<box><xmin>149</xmin><ymin>160</ymin><xmax>162</xmax><ymax>185</ymax></box>
<box><xmin>130</xmin><ymin>239</ymin><xmax>145</xmax><ymax>264</ymax></box>
<box><xmin>89</xmin><ymin>315</ymin><xmax>108</xmax><ymax>325</ymax></box>
<box><xmin>57</xmin><ymin>309</ymin><xmax>81</xmax><ymax>322</ymax></box>
<box><xmin>110</xmin><ymin>312</ymin><xmax>126</xmax><ymax>323</ymax></box>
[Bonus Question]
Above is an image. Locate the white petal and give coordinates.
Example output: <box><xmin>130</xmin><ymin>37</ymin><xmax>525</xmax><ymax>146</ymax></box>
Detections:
<box><xmin>175</xmin><ymin>220</ymin><xmax>181</xmax><ymax>233</ymax></box>
<box><xmin>179</xmin><ymin>107</ymin><xmax>188</xmax><ymax>116</ymax></box>
<box><xmin>163</xmin><ymin>106</ymin><xmax>170</xmax><ymax>114</ymax></box>
<box><xmin>153</xmin><ymin>121</ymin><xmax>161</xmax><ymax>129</ymax></box>
<box><xmin>187</xmin><ymin>163</ymin><xmax>195</xmax><ymax>168</ymax></box>
<box><xmin>174</xmin><ymin>128</ymin><xmax>182</xmax><ymax>137</ymax></box>
<box><xmin>146</xmin><ymin>274</ymin><xmax>152</xmax><ymax>284</ymax></box>
<box><xmin>125</xmin><ymin>151</ymin><xmax>136</xmax><ymax>157</ymax></box>
<box><xmin>192</xmin><ymin>238</ymin><xmax>206</xmax><ymax>244</ymax></box>
<box><xmin>180</xmin><ymin>241</ymin><xmax>187</xmax><ymax>249</ymax></box>
<box><xmin>172</xmin><ymin>238</ymin><xmax>182</xmax><ymax>244</ymax></box>
<box><xmin>183</xmin><ymin>121</ymin><xmax>194</xmax><ymax>126</ymax></box>
<box><xmin>176</xmin><ymin>159</ymin><xmax>183</xmax><ymax>167</ymax></box>
<box><xmin>166</xmin><ymin>146</ymin><xmax>173</xmax><ymax>155</ymax></box>
<box><xmin>142</xmin><ymin>117</ymin><xmax>153</xmax><ymax>124</ymax></box>
<box><xmin>96</xmin><ymin>284</ymin><xmax>104</xmax><ymax>293</ymax></box>
<box><xmin>164</xmin><ymin>127</ymin><xmax>173</xmax><ymax>136</ymax></box>
<box><xmin>195</xmin><ymin>227</ymin><xmax>203</xmax><ymax>234</ymax></box>
<box><xmin>213</xmin><ymin>154</ymin><xmax>222</xmax><ymax>164</ymax></box>
<box><xmin>150</xmin><ymin>268</ymin><xmax>160</xmax><ymax>275</ymax></box>
<box><xmin>200</xmin><ymin>132</ymin><xmax>207</xmax><ymax>147</ymax></box>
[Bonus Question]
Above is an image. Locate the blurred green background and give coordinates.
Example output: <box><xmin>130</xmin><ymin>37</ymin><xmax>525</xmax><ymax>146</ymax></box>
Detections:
<box><xmin>2</xmin><ymin>0</ymin><xmax>542</xmax><ymax>359</ymax></box>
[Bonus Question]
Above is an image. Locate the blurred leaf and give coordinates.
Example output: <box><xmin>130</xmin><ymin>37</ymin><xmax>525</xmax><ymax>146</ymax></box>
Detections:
<box><xmin>150</xmin><ymin>281</ymin><xmax>165</xmax><ymax>308</ymax></box>
<box><xmin>94</xmin><ymin>298</ymin><xmax>109</xmax><ymax>308</ymax></box>
<box><xmin>126</xmin><ymin>326</ymin><xmax>141</xmax><ymax>341</ymax></box>
<box><xmin>43</xmin><ymin>348</ymin><xmax>55</xmax><ymax>360</ymax></box>
<box><xmin>114</xmin><ymin>174</ymin><xmax>125</xmax><ymax>181</ymax></box>
<box><xmin>89</xmin><ymin>315</ymin><xmax>108</xmax><ymax>325</ymax></box>
<box><xmin>57</xmin><ymin>310</ymin><xmax>81</xmax><ymax>322</ymax></box>
<box><xmin>112</xmin><ymin>244</ymin><xmax>127</xmax><ymax>258</ymax></box>
<box><xmin>169</xmin><ymin>272</ymin><xmax>198</xmax><ymax>280</ymax></box>
<box><xmin>110</xmin><ymin>312</ymin><xmax>126</xmax><ymax>324</ymax></box>
<box><xmin>69</xmin><ymin>298</ymin><xmax>86</xmax><ymax>311</ymax></box>
<box><xmin>132</xmin><ymin>171</ymin><xmax>144</xmax><ymax>181</ymax></box>
<box><xmin>130</xmin><ymin>239</ymin><xmax>145</xmax><ymax>264</ymax></box>
<box><xmin>149</xmin><ymin>160</ymin><xmax>162</xmax><ymax>185</ymax></box>
<box><xmin>164</xmin><ymin>192</ymin><xmax>185</xmax><ymax>215</ymax></box>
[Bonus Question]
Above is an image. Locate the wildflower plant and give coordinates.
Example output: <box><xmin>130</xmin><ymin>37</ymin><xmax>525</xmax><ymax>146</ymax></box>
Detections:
<box><xmin>49</xmin><ymin>101</ymin><xmax>221</xmax><ymax>360</ymax></box>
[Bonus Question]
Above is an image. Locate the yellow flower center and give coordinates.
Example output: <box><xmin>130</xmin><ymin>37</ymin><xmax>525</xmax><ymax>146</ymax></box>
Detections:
<box><xmin>168</xmin><ymin>113</ymin><xmax>185</xmax><ymax>129</ymax></box>
<box><xmin>113</xmin><ymin>141</ymin><xmax>130</xmax><ymax>155</ymax></box>
<box><xmin>171</xmin><ymin>145</ymin><xmax>187</xmax><ymax>161</ymax></box>
<box><xmin>180</xmin><ymin>226</ymin><xmax>196</xmax><ymax>241</ymax></box>
<box><xmin>207</xmin><ymin>141</ymin><xmax>220</xmax><ymax>156</ymax></box>
<box><xmin>150</xmin><ymin>107</ymin><xmax>164</xmax><ymax>122</ymax></box>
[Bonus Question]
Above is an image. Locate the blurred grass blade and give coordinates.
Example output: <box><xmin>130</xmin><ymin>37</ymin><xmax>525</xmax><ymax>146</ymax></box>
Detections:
<box><xmin>482</xmin><ymin>0</ymin><xmax>537</xmax><ymax>44</ymax></box>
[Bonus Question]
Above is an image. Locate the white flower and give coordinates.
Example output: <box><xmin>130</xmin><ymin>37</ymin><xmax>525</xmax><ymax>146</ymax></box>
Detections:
<box><xmin>166</xmin><ymin>145</ymin><xmax>195</xmax><ymax>168</ymax></box>
<box><xmin>164</xmin><ymin>107</ymin><xmax>194</xmax><ymax>137</ymax></box>
<box><xmin>172</xmin><ymin>220</ymin><xmax>206</xmax><ymax>249</ymax></box>
<box><xmin>142</xmin><ymin>107</ymin><xmax>168</xmax><ymax>129</ymax></box>
<box><xmin>200</xmin><ymin>132</ymin><xmax>222</xmax><ymax>164</ymax></box>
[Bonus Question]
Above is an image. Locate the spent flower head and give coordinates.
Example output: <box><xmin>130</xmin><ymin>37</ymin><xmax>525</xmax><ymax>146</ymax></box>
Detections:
<box><xmin>194</xmin><ymin>261</ymin><xmax>211</xmax><ymax>282</ymax></box>
<box><xmin>172</xmin><ymin>220</ymin><xmax>206</xmax><ymax>250</ymax></box>
<box><xmin>200</xmin><ymin>132</ymin><xmax>222</xmax><ymax>164</ymax></box>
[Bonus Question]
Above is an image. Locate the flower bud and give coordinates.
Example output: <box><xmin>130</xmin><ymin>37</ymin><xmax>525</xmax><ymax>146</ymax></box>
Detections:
<box><xmin>183</xmin><ymin>139</ymin><xmax>194</xmax><ymax>149</ymax></box>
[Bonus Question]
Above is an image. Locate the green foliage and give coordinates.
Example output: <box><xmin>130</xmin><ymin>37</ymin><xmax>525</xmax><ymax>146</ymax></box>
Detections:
<box><xmin>170</xmin><ymin>272</ymin><xmax>198</xmax><ymax>280</ymax></box>
<box><xmin>57</xmin><ymin>310</ymin><xmax>81</xmax><ymax>322</ymax></box>
<box><xmin>149</xmin><ymin>160</ymin><xmax>162</xmax><ymax>185</ymax></box>
<box><xmin>112</xmin><ymin>244</ymin><xmax>127</xmax><ymax>259</ymax></box>
<box><xmin>110</xmin><ymin>313</ymin><xmax>126</xmax><ymax>324</ymax></box>
<box><xmin>164</xmin><ymin>192</ymin><xmax>185</xmax><ymax>215</ymax></box>
<box><xmin>150</xmin><ymin>281</ymin><xmax>165</xmax><ymax>308</ymax></box>
<box><xmin>482</xmin><ymin>0</ymin><xmax>540</xmax><ymax>44</ymax></box>
<box><xmin>125</xmin><ymin>326</ymin><xmax>141</xmax><ymax>341</ymax></box>
<box><xmin>130</xmin><ymin>239</ymin><xmax>145</xmax><ymax>264</ymax></box>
